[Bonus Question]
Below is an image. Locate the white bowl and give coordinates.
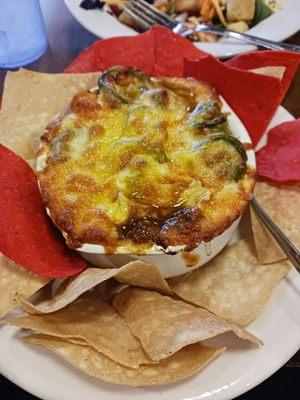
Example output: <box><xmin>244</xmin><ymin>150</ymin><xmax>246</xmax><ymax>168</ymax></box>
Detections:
<box><xmin>79</xmin><ymin>97</ymin><xmax>256</xmax><ymax>278</ymax></box>
<box><xmin>37</xmin><ymin>94</ymin><xmax>255</xmax><ymax>278</ymax></box>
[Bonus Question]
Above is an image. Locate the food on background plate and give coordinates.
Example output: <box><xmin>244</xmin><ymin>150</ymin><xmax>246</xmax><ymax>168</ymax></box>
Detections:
<box><xmin>80</xmin><ymin>0</ymin><xmax>282</xmax><ymax>42</ymax></box>
<box><xmin>37</xmin><ymin>67</ymin><xmax>255</xmax><ymax>254</ymax></box>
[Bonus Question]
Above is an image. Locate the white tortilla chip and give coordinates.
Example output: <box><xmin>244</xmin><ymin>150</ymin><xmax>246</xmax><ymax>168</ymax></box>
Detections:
<box><xmin>251</xmin><ymin>181</ymin><xmax>300</xmax><ymax>264</ymax></box>
<box><xmin>9</xmin><ymin>294</ymin><xmax>150</xmax><ymax>368</ymax></box>
<box><xmin>168</xmin><ymin>239</ymin><xmax>290</xmax><ymax>325</ymax></box>
<box><xmin>113</xmin><ymin>288</ymin><xmax>261</xmax><ymax>361</ymax></box>
<box><xmin>22</xmin><ymin>260</ymin><xmax>171</xmax><ymax>314</ymax></box>
<box><xmin>250</xmin><ymin>66</ymin><xmax>286</xmax><ymax>80</ymax></box>
<box><xmin>0</xmin><ymin>68</ymin><xmax>99</xmax><ymax>162</ymax></box>
<box><xmin>24</xmin><ymin>334</ymin><xmax>225</xmax><ymax>387</ymax></box>
<box><xmin>0</xmin><ymin>254</ymin><xmax>49</xmax><ymax>318</ymax></box>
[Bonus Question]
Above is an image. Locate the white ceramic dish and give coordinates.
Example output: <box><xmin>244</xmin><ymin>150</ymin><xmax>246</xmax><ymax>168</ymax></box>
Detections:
<box><xmin>78</xmin><ymin>97</ymin><xmax>255</xmax><ymax>278</ymax></box>
<box><xmin>36</xmin><ymin>94</ymin><xmax>255</xmax><ymax>279</ymax></box>
<box><xmin>1</xmin><ymin>106</ymin><xmax>299</xmax><ymax>400</ymax></box>
<box><xmin>64</xmin><ymin>0</ymin><xmax>300</xmax><ymax>58</ymax></box>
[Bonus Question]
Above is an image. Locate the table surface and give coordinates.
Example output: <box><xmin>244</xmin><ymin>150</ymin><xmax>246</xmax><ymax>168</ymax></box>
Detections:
<box><xmin>0</xmin><ymin>1</ymin><xmax>299</xmax><ymax>399</ymax></box>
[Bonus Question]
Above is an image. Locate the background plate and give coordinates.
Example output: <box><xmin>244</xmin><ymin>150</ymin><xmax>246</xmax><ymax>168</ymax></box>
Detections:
<box><xmin>64</xmin><ymin>0</ymin><xmax>300</xmax><ymax>58</ymax></box>
<box><xmin>0</xmin><ymin>105</ymin><xmax>299</xmax><ymax>400</ymax></box>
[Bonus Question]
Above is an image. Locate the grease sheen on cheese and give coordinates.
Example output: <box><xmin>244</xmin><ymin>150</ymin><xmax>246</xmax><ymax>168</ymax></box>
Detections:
<box><xmin>37</xmin><ymin>69</ymin><xmax>255</xmax><ymax>254</ymax></box>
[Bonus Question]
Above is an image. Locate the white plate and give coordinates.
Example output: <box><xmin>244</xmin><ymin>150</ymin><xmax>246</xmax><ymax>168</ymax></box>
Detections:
<box><xmin>0</xmin><ymin>105</ymin><xmax>299</xmax><ymax>400</ymax></box>
<box><xmin>64</xmin><ymin>0</ymin><xmax>300</xmax><ymax>58</ymax></box>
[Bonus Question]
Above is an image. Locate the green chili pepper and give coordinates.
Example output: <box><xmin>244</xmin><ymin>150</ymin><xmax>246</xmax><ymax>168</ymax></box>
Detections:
<box><xmin>98</xmin><ymin>67</ymin><xmax>153</xmax><ymax>104</ymax></box>
<box><xmin>187</xmin><ymin>102</ymin><xmax>227</xmax><ymax>130</ymax></box>
<box><xmin>194</xmin><ymin>134</ymin><xmax>248</xmax><ymax>181</ymax></box>
<box><xmin>251</xmin><ymin>0</ymin><xmax>272</xmax><ymax>27</ymax></box>
<box><xmin>150</xmin><ymin>88</ymin><xmax>168</xmax><ymax>108</ymax></box>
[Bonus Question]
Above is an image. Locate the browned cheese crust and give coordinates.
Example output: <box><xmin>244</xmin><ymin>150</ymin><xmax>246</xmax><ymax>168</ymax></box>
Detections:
<box><xmin>37</xmin><ymin>68</ymin><xmax>255</xmax><ymax>253</ymax></box>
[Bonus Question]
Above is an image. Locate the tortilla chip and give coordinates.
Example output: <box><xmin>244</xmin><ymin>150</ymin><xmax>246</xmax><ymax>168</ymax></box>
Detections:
<box><xmin>65</xmin><ymin>29</ymin><xmax>156</xmax><ymax>74</ymax></box>
<box><xmin>251</xmin><ymin>181</ymin><xmax>300</xmax><ymax>264</ymax></box>
<box><xmin>256</xmin><ymin>120</ymin><xmax>300</xmax><ymax>182</ymax></box>
<box><xmin>0</xmin><ymin>69</ymin><xmax>99</xmax><ymax>161</ymax></box>
<box><xmin>226</xmin><ymin>50</ymin><xmax>300</xmax><ymax>99</ymax></box>
<box><xmin>115</xmin><ymin>260</ymin><xmax>171</xmax><ymax>294</ymax></box>
<box><xmin>65</xmin><ymin>26</ymin><xmax>205</xmax><ymax>77</ymax></box>
<box><xmin>168</xmin><ymin>239</ymin><xmax>290</xmax><ymax>325</ymax></box>
<box><xmin>151</xmin><ymin>26</ymin><xmax>206</xmax><ymax>77</ymax></box>
<box><xmin>22</xmin><ymin>261</ymin><xmax>171</xmax><ymax>315</ymax></box>
<box><xmin>8</xmin><ymin>294</ymin><xmax>150</xmax><ymax>368</ymax></box>
<box><xmin>24</xmin><ymin>334</ymin><xmax>225</xmax><ymax>387</ymax></box>
<box><xmin>250</xmin><ymin>66</ymin><xmax>286</xmax><ymax>80</ymax></box>
<box><xmin>21</xmin><ymin>268</ymin><xmax>119</xmax><ymax>314</ymax></box>
<box><xmin>113</xmin><ymin>288</ymin><xmax>261</xmax><ymax>362</ymax></box>
<box><xmin>0</xmin><ymin>254</ymin><xmax>49</xmax><ymax>318</ymax></box>
<box><xmin>66</xmin><ymin>337</ymin><xmax>89</xmax><ymax>346</ymax></box>
<box><xmin>26</xmin><ymin>158</ymin><xmax>36</xmax><ymax>170</ymax></box>
<box><xmin>0</xmin><ymin>144</ymin><xmax>87</xmax><ymax>278</ymax></box>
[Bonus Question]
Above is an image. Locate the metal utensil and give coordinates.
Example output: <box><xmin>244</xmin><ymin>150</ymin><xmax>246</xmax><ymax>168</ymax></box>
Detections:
<box><xmin>251</xmin><ymin>197</ymin><xmax>300</xmax><ymax>272</ymax></box>
<box><xmin>124</xmin><ymin>0</ymin><xmax>300</xmax><ymax>52</ymax></box>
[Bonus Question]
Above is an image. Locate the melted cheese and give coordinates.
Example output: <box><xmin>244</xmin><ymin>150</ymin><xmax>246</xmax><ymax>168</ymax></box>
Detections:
<box><xmin>37</xmin><ymin>73</ymin><xmax>254</xmax><ymax>253</ymax></box>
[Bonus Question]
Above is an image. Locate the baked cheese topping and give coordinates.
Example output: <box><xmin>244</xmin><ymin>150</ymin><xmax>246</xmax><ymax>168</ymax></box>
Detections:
<box><xmin>37</xmin><ymin>67</ymin><xmax>255</xmax><ymax>254</ymax></box>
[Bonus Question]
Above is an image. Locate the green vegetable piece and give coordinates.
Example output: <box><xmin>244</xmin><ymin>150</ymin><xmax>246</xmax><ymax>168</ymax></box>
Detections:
<box><xmin>252</xmin><ymin>0</ymin><xmax>272</xmax><ymax>27</ymax></box>
<box><xmin>213</xmin><ymin>135</ymin><xmax>247</xmax><ymax>163</ymax></box>
<box><xmin>165</xmin><ymin>0</ymin><xmax>176</xmax><ymax>15</ymax></box>
<box><xmin>187</xmin><ymin>102</ymin><xmax>227</xmax><ymax>130</ymax></box>
<box><xmin>194</xmin><ymin>134</ymin><xmax>248</xmax><ymax>181</ymax></box>
<box><xmin>151</xmin><ymin>88</ymin><xmax>168</xmax><ymax>108</ymax></box>
<box><xmin>98</xmin><ymin>67</ymin><xmax>153</xmax><ymax>104</ymax></box>
<box><xmin>155</xmin><ymin>149</ymin><xmax>167</xmax><ymax>163</ymax></box>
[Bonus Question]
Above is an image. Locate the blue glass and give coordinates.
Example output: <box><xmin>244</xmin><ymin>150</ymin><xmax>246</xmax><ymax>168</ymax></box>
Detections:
<box><xmin>0</xmin><ymin>0</ymin><xmax>48</xmax><ymax>68</ymax></box>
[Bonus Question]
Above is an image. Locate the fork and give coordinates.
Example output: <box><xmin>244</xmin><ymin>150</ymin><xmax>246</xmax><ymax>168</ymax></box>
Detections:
<box><xmin>123</xmin><ymin>0</ymin><xmax>300</xmax><ymax>52</ymax></box>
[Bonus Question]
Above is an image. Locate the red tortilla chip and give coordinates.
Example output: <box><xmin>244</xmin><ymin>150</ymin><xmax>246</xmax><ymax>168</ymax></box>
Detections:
<box><xmin>65</xmin><ymin>29</ymin><xmax>155</xmax><ymax>74</ymax></box>
<box><xmin>256</xmin><ymin>119</ymin><xmax>300</xmax><ymax>183</ymax></box>
<box><xmin>65</xmin><ymin>26</ymin><xmax>206</xmax><ymax>77</ymax></box>
<box><xmin>184</xmin><ymin>55</ymin><xmax>282</xmax><ymax>147</ymax></box>
<box><xmin>152</xmin><ymin>26</ymin><xmax>206</xmax><ymax>77</ymax></box>
<box><xmin>0</xmin><ymin>145</ymin><xmax>87</xmax><ymax>278</ymax></box>
<box><xmin>226</xmin><ymin>51</ymin><xmax>300</xmax><ymax>100</ymax></box>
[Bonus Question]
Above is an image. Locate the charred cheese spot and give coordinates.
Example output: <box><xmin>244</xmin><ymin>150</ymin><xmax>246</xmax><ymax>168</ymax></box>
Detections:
<box><xmin>37</xmin><ymin>69</ymin><xmax>255</xmax><ymax>253</ymax></box>
<box><xmin>71</xmin><ymin>91</ymin><xmax>101</xmax><ymax>118</ymax></box>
